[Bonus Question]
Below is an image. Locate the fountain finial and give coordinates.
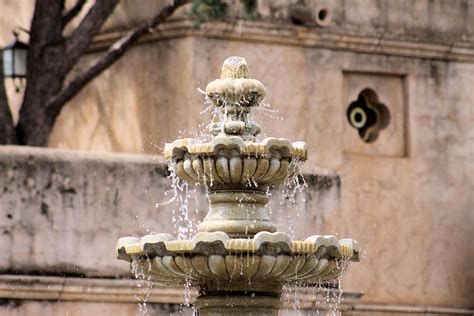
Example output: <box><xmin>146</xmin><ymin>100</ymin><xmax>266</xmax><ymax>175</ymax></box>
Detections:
<box><xmin>221</xmin><ymin>56</ymin><xmax>250</xmax><ymax>79</ymax></box>
<box><xmin>206</xmin><ymin>56</ymin><xmax>265</xmax><ymax>140</ymax></box>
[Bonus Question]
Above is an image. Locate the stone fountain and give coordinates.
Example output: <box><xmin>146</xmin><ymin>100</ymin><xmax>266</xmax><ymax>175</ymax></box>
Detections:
<box><xmin>117</xmin><ymin>56</ymin><xmax>359</xmax><ymax>315</ymax></box>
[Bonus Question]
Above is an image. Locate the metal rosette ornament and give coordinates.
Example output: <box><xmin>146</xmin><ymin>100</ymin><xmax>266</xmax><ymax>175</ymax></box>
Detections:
<box><xmin>117</xmin><ymin>56</ymin><xmax>359</xmax><ymax>306</ymax></box>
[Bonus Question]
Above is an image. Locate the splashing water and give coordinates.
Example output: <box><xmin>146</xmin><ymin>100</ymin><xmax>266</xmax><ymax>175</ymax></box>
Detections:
<box><xmin>282</xmin><ymin>158</ymin><xmax>307</xmax><ymax>204</ymax></box>
<box><xmin>314</xmin><ymin>260</ymin><xmax>349</xmax><ymax>316</ymax></box>
<box><xmin>281</xmin><ymin>285</ymin><xmax>304</xmax><ymax>316</ymax></box>
<box><xmin>255</xmin><ymin>101</ymin><xmax>284</xmax><ymax>122</ymax></box>
<box><xmin>197</xmin><ymin>84</ymin><xmax>285</xmax><ymax>145</ymax></box>
<box><xmin>183</xmin><ymin>277</ymin><xmax>192</xmax><ymax>306</ymax></box>
<box><xmin>131</xmin><ymin>256</ymin><xmax>155</xmax><ymax>315</ymax></box>
<box><xmin>176</xmin><ymin>277</ymin><xmax>197</xmax><ymax>315</ymax></box>
<box><xmin>269</xmin><ymin>157</ymin><xmax>308</xmax><ymax>238</ymax></box>
<box><xmin>278</xmin><ymin>257</ymin><xmax>350</xmax><ymax>316</ymax></box>
<box><xmin>155</xmin><ymin>161</ymin><xmax>198</xmax><ymax>240</ymax></box>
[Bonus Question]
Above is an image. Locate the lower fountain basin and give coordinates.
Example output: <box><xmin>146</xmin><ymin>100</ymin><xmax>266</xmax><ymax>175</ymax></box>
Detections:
<box><xmin>117</xmin><ymin>232</ymin><xmax>358</xmax><ymax>294</ymax></box>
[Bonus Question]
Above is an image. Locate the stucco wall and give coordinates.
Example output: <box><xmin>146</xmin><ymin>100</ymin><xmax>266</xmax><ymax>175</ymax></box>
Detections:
<box><xmin>0</xmin><ymin>147</ymin><xmax>170</xmax><ymax>276</ymax></box>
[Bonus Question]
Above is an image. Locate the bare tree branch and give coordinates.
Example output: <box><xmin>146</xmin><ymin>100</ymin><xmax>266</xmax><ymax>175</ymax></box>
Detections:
<box><xmin>47</xmin><ymin>0</ymin><xmax>190</xmax><ymax>119</ymax></box>
<box><xmin>62</xmin><ymin>0</ymin><xmax>119</xmax><ymax>74</ymax></box>
<box><xmin>0</xmin><ymin>54</ymin><xmax>18</xmax><ymax>144</ymax></box>
<box><xmin>62</xmin><ymin>0</ymin><xmax>87</xmax><ymax>27</ymax></box>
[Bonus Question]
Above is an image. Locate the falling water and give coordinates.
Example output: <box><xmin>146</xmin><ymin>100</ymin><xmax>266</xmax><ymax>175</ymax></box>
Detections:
<box><xmin>255</xmin><ymin>101</ymin><xmax>284</xmax><ymax>122</ymax></box>
<box><xmin>308</xmin><ymin>259</ymin><xmax>349</xmax><ymax>316</ymax></box>
<box><xmin>270</xmin><ymin>157</ymin><xmax>308</xmax><ymax>239</ymax></box>
<box><xmin>149</xmin><ymin>160</ymin><xmax>201</xmax><ymax>312</ymax></box>
<box><xmin>131</xmin><ymin>256</ymin><xmax>155</xmax><ymax>315</ymax></box>
<box><xmin>183</xmin><ymin>277</ymin><xmax>193</xmax><ymax>306</ymax></box>
<box><xmin>282</xmin><ymin>158</ymin><xmax>307</xmax><ymax>204</ymax></box>
<box><xmin>155</xmin><ymin>161</ymin><xmax>198</xmax><ymax>240</ymax></box>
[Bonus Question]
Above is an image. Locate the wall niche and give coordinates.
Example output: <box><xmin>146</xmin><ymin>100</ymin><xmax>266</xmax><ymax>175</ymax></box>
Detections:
<box><xmin>343</xmin><ymin>71</ymin><xmax>407</xmax><ymax>157</ymax></box>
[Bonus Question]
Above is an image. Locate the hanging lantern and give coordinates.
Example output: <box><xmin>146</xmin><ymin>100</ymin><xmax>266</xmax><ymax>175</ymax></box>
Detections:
<box><xmin>2</xmin><ymin>31</ymin><xmax>28</xmax><ymax>79</ymax></box>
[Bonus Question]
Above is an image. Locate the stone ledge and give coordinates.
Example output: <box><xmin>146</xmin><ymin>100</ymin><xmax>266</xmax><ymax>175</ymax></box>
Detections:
<box><xmin>0</xmin><ymin>145</ymin><xmax>336</xmax><ymax>189</ymax></box>
<box><xmin>89</xmin><ymin>19</ymin><xmax>474</xmax><ymax>63</ymax></box>
<box><xmin>0</xmin><ymin>146</ymin><xmax>166</xmax><ymax>170</ymax></box>
<box><xmin>0</xmin><ymin>275</ymin><xmax>186</xmax><ymax>305</ymax></box>
<box><xmin>1</xmin><ymin>275</ymin><xmax>473</xmax><ymax>314</ymax></box>
<box><xmin>348</xmin><ymin>303</ymin><xmax>474</xmax><ymax>315</ymax></box>
<box><xmin>0</xmin><ymin>275</ymin><xmax>362</xmax><ymax>309</ymax></box>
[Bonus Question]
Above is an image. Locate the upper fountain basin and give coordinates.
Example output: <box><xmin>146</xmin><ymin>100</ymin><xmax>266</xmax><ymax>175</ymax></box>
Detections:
<box><xmin>164</xmin><ymin>136</ymin><xmax>307</xmax><ymax>189</ymax></box>
<box><xmin>206</xmin><ymin>56</ymin><xmax>265</xmax><ymax>107</ymax></box>
<box><xmin>163</xmin><ymin>56</ymin><xmax>307</xmax><ymax>189</ymax></box>
<box><xmin>206</xmin><ymin>77</ymin><xmax>266</xmax><ymax>107</ymax></box>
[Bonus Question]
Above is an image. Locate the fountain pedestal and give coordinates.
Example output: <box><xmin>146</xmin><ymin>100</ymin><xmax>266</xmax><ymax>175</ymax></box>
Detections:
<box><xmin>117</xmin><ymin>56</ymin><xmax>358</xmax><ymax>314</ymax></box>
<box><xmin>195</xmin><ymin>295</ymin><xmax>280</xmax><ymax>316</ymax></box>
<box><xmin>199</xmin><ymin>191</ymin><xmax>275</xmax><ymax>237</ymax></box>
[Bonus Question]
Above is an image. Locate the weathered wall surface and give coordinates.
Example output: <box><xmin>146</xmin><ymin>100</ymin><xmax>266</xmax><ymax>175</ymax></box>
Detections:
<box><xmin>0</xmin><ymin>146</ymin><xmax>340</xmax><ymax>276</ymax></box>
<box><xmin>0</xmin><ymin>147</ymin><xmax>170</xmax><ymax>276</ymax></box>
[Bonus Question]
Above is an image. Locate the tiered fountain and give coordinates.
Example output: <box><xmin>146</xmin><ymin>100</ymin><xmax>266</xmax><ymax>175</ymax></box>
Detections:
<box><xmin>117</xmin><ymin>56</ymin><xmax>359</xmax><ymax>315</ymax></box>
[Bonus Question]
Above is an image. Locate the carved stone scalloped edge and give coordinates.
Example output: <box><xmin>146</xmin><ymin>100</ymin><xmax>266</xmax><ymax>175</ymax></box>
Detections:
<box><xmin>173</xmin><ymin>152</ymin><xmax>299</xmax><ymax>188</ymax></box>
<box><xmin>117</xmin><ymin>231</ymin><xmax>359</xmax><ymax>261</ymax></box>
<box><xmin>116</xmin><ymin>232</ymin><xmax>358</xmax><ymax>287</ymax></box>
<box><xmin>164</xmin><ymin>136</ymin><xmax>307</xmax><ymax>160</ymax></box>
<box><xmin>206</xmin><ymin>78</ymin><xmax>266</xmax><ymax>104</ymax></box>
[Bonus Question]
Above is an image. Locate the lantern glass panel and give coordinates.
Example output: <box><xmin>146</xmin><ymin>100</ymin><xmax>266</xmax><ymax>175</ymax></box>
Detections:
<box><xmin>13</xmin><ymin>47</ymin><xmax>27</xmax><ymax>77</ymax></box>
<box><xmin>2</xmin><ymin>48</ymin><xmax>13</xmax><ymax>77</ymax></box>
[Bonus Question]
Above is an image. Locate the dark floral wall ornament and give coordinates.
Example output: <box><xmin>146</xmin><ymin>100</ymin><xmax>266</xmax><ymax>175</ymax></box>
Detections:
<box><xmin>346</xmin><ymin>88</ymin><xmax>390</xmax><ymax>143</ymax></box>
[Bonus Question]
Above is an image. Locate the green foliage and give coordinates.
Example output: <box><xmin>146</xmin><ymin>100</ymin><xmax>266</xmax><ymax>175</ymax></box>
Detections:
<box><xmin>191</xmin><ymin>0</ymin><xmax>229</xmax><ymax>28</ymax></box>
<box><xmin>241</xmin><ymin>0</ymin><xmax>258</xmax><ymax>20</ymax></box>
<box><xmin>191</xmin><ymin>0</ymin><xmax>259</xmax><ymax>28</ymax></box>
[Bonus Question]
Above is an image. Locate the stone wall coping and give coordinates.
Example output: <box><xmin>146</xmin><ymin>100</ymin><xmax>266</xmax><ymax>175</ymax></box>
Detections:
<box><xmin>89</xmin><ymin>19</ymin><xmax>474</xmax><ymax>63</ymax></box>
<box><xmin>0</xmin><ymin>145</ymin><xmax>164</xmax><ymax>166</ymax></box>
<box><xmin>0</xmin><ymin>275</ymin><xmax>363</xmax><ymax>308</ymax></box>
<box><xmin>0</xmin><ymin>274</ymin><xmax>363</xmax><ymax>309</ymax></box>
<box><xmin>0</xmin><ymin>145</ymin><xmax>338</xmax><ymax>181</ymax></box>
<box><xmin>1</xmin><ymin>275</ymin><xmax>473</xmax><ymax>314</ymax></box>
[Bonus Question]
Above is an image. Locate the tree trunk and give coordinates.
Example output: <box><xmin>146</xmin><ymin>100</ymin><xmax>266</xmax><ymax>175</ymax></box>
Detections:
<box><xmin>16</xmin><ymin>60</ymin><xmax>65</xmax><ymax>145</ymax></box>
<box><xmin>15</xmin><ymin>0</ymin><xmax>65</xmax><ymax>146</ymax></box>
<box><xmin>16</xmin><ymin>96</ymin><xmax>59</xmax><ymax>146</ymax></box>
